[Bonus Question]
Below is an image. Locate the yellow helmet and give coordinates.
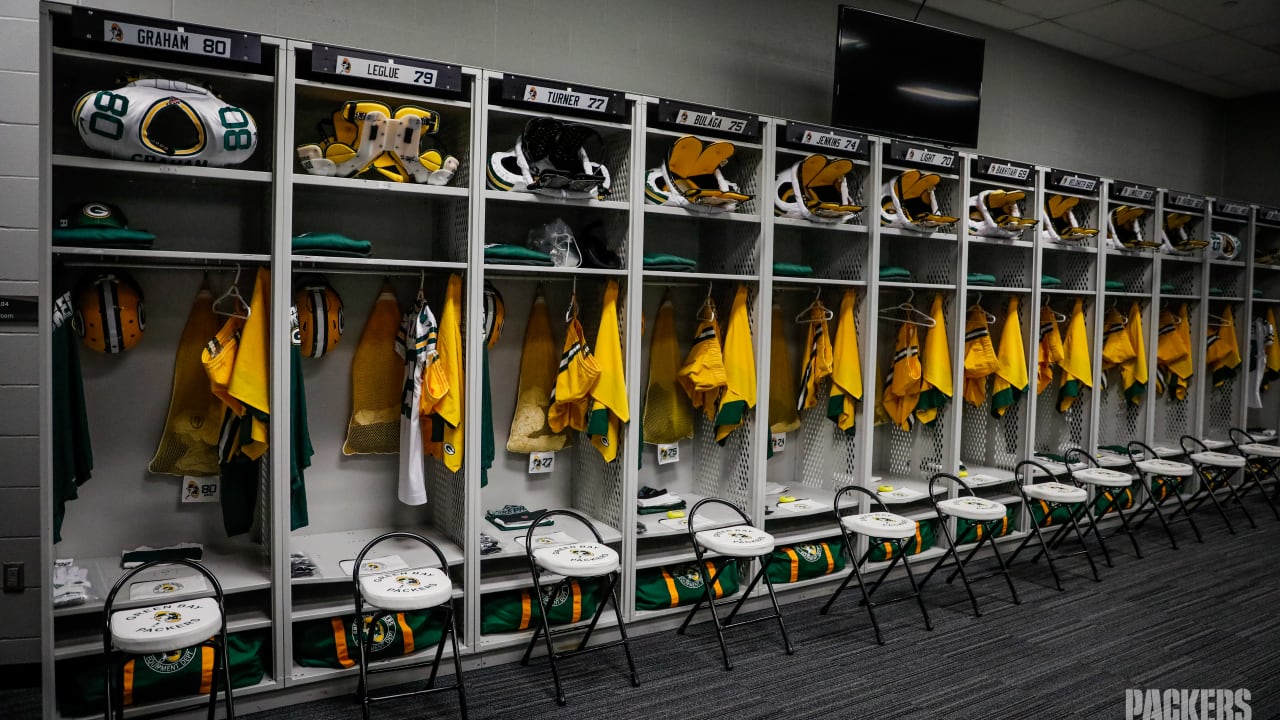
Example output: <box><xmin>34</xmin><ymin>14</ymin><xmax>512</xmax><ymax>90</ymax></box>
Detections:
<box><xmin>74</xmin><ymin>272</ymin><xmax>145</xmax><ymax>354</ymax></box>
<box><xmin>294</xmin><ymin>275</ymin><xmax>344</xmax><ymax>358</ymax></box>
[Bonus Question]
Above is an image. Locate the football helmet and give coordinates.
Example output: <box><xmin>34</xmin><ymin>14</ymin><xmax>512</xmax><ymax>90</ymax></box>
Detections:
<box><xmin>879</xmin><ymin>169</ymin><xmax>959</xmax><ymax>231</ymax></box>
<box><xmin>967</xmin><ymin>189</ymin><xmax>1037</xmax><ymax>239</ymax></box>
<box><xmin>487</xmin><ymin>117</ymin><xmax>611</xmax><ymax>199</ymax></box>
<box><xmin>645</xmin><ymin>135</ymin><xmax>751</xmax><ymax>214</ymax></box>
<box><xmin>773</xmin><ymin>154</ymin><xmax>861</xmax><ymax>223</ymax></box>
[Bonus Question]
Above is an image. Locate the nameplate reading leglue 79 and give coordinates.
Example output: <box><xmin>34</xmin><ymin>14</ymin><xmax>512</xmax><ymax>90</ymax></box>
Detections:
<box><xmin>312</xmin><ymin>47</ymin><xmax>462</xmax><ymax>93</ymax></box>
<box><xmin>72</xmin><ymin>8</ymin><xmax>261</xmax><ymax>63</ymax></box>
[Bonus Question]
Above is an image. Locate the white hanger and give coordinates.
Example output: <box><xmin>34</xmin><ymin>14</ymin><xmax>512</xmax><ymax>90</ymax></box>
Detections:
<box><xmin>796</xmin><ymin>288</ymin><xmax>834</xmax><ymax>323</ymax></box>
<box><xmin>698</xmin><ymin>294</ymin><xmax>717</xmax><ymax>324</ymax></box>
<box><xmin>969</xmin><ymin>292</ymin><xmax>996</xmax><ymax>324</ymax></box>
<box><xmin>1208</xmin><ymin>310</ymin><xmax>1231</xmax><ymax>327</ymax></box>
<box><xmin>212</xmin><ymin>265</ymin><xmax>251</xmax><ymax>320</ymax></box>
<box><xmin>1042</xmin><ymin>298</ymin><xmax>1067</xmax><ymax>323</ymax></box>
<box><xmin>1108</xmin><ymin>298</ymin><xmax>1129</xmax><ymax>326</ymax></box>
<box><xmin>879</xmin><ymin>289</ymin><xmax>936</xmax><ymax>327</ymax></box>
<box><xmin>565</xmin><ymin>276</ymin><xmax>579</xmax><ymax>322</ymax></box>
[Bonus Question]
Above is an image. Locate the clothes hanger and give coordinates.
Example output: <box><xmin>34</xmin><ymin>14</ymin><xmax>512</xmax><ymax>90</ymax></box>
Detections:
<box><xmin>565</xmin><ymin>276</ymin><xmax>579</xmax><ymax>322</ymax></box>
<box><xmin>1207</xmin><ymin>310</ymin><xmax>1231</xmax><ymax>327</ymax></box>
<box><xmin>212</xmin><ymin>264</ymin><xmax>251</xmax><ymax>320</ymax></box>
<box><xmin>1041</xmin><ymin>297</ymin><xmax>1067</xmax><ymax>323</ymax></box>
<box><xmin>969</xmin><ymin>292</ymin><xmax>996</xmax><ymax>324</ymax></box>
<box><xmin>1108</xmin><ymin>297</ymin><xmax>1129</xmax><ymax>325</ymax></box>
<box><xmin>417</xmin><ymin>269</ymin><xmax>426</xmax><ymax>302</ymax></box>
<box><xmin>796</xmin><ymin>288</ymin><xmax>834</xmax><ymax>323</ymax></box>
<box><xmin>879</xmin><ymin>289</ymin><xmax>935</xmax><ymax>327</ymax></box>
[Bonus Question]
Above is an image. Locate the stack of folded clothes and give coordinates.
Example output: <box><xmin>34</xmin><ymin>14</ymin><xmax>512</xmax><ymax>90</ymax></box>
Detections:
<box><xmin>1105</xmin><ymin>280</ymin><xmax>1124</xmax><ymax>291</ymax></box>
<box><xmin>485</xmin><ymin>504</ymin><xmax>554</xmax><ymax>530</ymax></box>
<box><xmin>485</xmin><ymin>244</ymin><xmax>552</xmax><ymax>266</ymax></box>
<box><xmin>643</xmin><ymin>253</ymin><xmax>697</xmax><ymax>272</ymax></box>
<box><xmin>292</xmin><ymin>232</ymin><xmax>373</xmax><ymax>257</ymax></box>
<box><xmin>637</xmin><ymin>486</ymin><xmax>686</xmax><ymax>515</ymax></box>
<box><xmin>967</xmin><ymin>272</ymin><xmax>996</xmax><ymax>287</ymax></box>
<box><xmin>880</xmin><ymin>266</ymin><xmax>912</xmax><ymax>281</ymax></box>
<box><xmin>1160</xmin><ymin>282</ymin><xmax>1175</xmax><ymax>293</ymax></box>
<box><xmin>772</xmin><ymin>262</ymin><xmax>814</xmax><ymax>277</ymax></box>
<box><xmin>1041</xmin><ymin>274</ymin><xmax>1062</xmax><ymax>288</ymax></box>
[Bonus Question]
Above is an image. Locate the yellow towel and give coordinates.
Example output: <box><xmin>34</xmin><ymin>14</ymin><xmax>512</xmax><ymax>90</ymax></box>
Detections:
<box><xmin>1058</xmin><ymin>298</ymin><xmax>1092</xmax><ymax>413</ymax></box>
<box><xmin>882</xmin><ymin>321</ymin><xmax>921</xmax><ymax>431</ymax></box>
<box><xmin>643</xmin><ymin>298</ymin><xmax>694</xmax><ymax>444</ymax></box>
<box><xmin>1101</xmin><ymin>307</ymin><xmax>1135</xmax><ymax>372</ymax></box>
<box><xmin>715</xmin><ymin>285</ymin><xmax>757</xmax><ymax>444</ymax></box>
<box><xmin>228</xmin><ymin>267</ymin><xmax>271</xmax><ymax>460</ymax></box>
<box><xmin>1265</xmin><ymin>308</ymin><xmax>1280</xmax><ymax>392</ymax></box>
<box><xmin>1125</xmin><ymin>302</ymin><xmax>1148</xmax><ymax>404</ymax></box>
<box><xmin>1156</xmin><ymin>304</ymin><xmax>1193</xmax><ymax>399</ymax></box>
<box><xmin>344</xmin><ymin>282</ymin><xmax>404</xmax><ymax>455</ymax></box>
<box><xmin>962</xmin><ymin>305</ymin><xmax>998</xmax><ymax>407</ymax></box>
<box><xmin>678</xmin><ymin>301</ymin><xmax>728</xmax><ymax>421</ymax></box>
<box><xmin>151</xmin><ymin>285</ymin><xmax>223</xmax><ymax>476</ymax></box>
<box><xmin>548</xmin><ymin>306</ymin><xmax>601</xmax><ymax>434</ymax></box>
<box><xmin>797</xmin><ymin>301</ymin><xmax>833</xmax><ymax>411</ymax></box>
<box><xmin>508</xmin><ymin>291</ymin><xmax>572</xmax><ymax>453</ymax></box>
<box><xmin>1037</xmin><ymin>306</ymin><xmax>1065</xmax><ymax>394</ymax></box>
<box><xmin>1206</xmin><ymin>305</ymin><xmax>1242</xmax><ymax>387</ymax></box>
<box><xmin>420</xmin><ymin>274</ymin><xmax>464</xmax><ymax>472</ymax></box>
<box><xmin>827</xmin><ymin>290</ymin><xmax>863</xmax><ymax>435</ymax></box>
<box><xmin>915</xmin><ymin>294</ymin><xmax>952</xmax><ymax>426</ymax></box>
<box><xmin>991</xmin><ymin>297</ymin><xmax>1028</xmax><ymax>418</ymax></box>
<box><xmin>588</xmin><ymin>280</ymin><xmax>629</xmax><ymax>462</ymax></box>
<box><xmin>768</xmin><ymin>305</ymin><xmax>801</xmax><ymax>433</ymax></box>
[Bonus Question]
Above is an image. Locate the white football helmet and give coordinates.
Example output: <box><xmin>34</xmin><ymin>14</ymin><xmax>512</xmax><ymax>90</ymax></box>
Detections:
<box><xmin>1040</xmin><ymin>194</ymin><xmax>1099</xmax><ymax>244</ymax></box>
<box><xmin>879</xmin><ymin>169</ymin><xmax>959</xmax><ymax>232</ymax></box>
<box><xmin>967</xmin><ymin>189</ymin><xmax>1037</xmax><ymax>239</ymax></box>
<box><xmin>1207</xmin><ymin>231</ymin><xmax>1240</xmax><ymax>261</ymax></box>
<box><xmin>773</xmin><ymin>154</ymin><xmax>861</xmax><ymax>224</ymax></box>
<box><xmin>645</xmin><ymin>135</ymin><xmax>751</xmax><ymax>214</ymax></box>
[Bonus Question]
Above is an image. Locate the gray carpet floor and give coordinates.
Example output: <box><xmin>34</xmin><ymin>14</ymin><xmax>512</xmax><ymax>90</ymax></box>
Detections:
<box><xmin>14</xmin><ymin>509</ymin><xmax>1280</xmax><ymax>719</ymax></box>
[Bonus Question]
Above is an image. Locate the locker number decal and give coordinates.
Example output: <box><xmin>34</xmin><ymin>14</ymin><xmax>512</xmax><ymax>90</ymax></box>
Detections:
<box><xmin>182</xmin><ymin>476</ymin><xmax>219</xmax><ymax>503</ymax></box>
<box><xmin>657</xmin><ymin>443</ymin><xmax>680</xmax><ymax>465</ymax></box>
<box><xmin>528</xmin><ymin>452</ymin><xmax>556</xmax><ymax>474</ymax></box>
<box><xmin>771</xmin><ymin>433</ymin><xmax>787</xmax><ymax>453</ymax></box>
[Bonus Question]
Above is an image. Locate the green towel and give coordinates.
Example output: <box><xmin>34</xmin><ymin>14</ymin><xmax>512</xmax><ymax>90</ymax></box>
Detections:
<box><xmin>1209</xmin><ymin>287</ymin><xmax>1224</xmax><ymax>297</ymax></box>
<box><xmin>485</xmin><ymin>244</ymin><xmax>552</xmax><ymax>266</ymax></box>
<box><xmin>1254</xmin><ymin>288</ymin><xmax>1263</xmax><ymax>298</ymax></box>
<box><xmin>1160</xmin><ymin>283</ymin><xmax>1175</xmax><ymax>293</ymax></box>
<box><xmin>1041</xmin><ymin>275</ymin><xmax>1062</xmax><ymax>288</ymax></box>
<box><xmin>643</xmin><ymin>253</ymin><xmax>697</xmax><ymax>268</ymax></box>
<box><xmin>1105</xmin><ymin>280</ymin><xmax>1124</xmax><ymax>291</ymax></box>
<box><xmin>292</xmin><ymin>232</ymin><xmax>373</xmax><ymax>257</ymax></box>
<box><xmin>968</xmin><ymin>273</ymin><xmax>996</xmax><ymax>286</ymax></box>
<box><xmin>772</xmin><ymin>262</ymin><xmax>814</xmax><ymax>277</ymax></box>
<box><xmin>52</xmin><ymin>226</ymin><xmax>156</xmax><ymax>249</ymax></box>
<box><xmin>880</xmin><ymin>266</ymin><xmax>912</xmax><ymax>280</ymax></box>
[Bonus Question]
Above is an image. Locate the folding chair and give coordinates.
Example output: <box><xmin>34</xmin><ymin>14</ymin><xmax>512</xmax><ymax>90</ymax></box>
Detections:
<box><xmin>820</xmin><ymin>485</ymin><xmax>932</xmax><ymax>644</ymax></box>
<box><xmin>1061</xmin><ymin>447</ymin><xmax>1141</xmax><ymax>563</ymax></box>
<box><xmin>1228</xmin><ymin>427</ymin><xmax>1280</xmax><ymax>520</ymax></box>
<box><xmin>919</xmin><ymin>473</ymin><xmax>1020</xmax><ymax>617</ymax></box>
<box><xmin>678</xmin><ymin>497</ymin><xmax>794</xmax><ymax>670</ymax></box>
<box><xmin>1124</xmin><ymin>441</ymin><xmax>1202</xmax><ymax>549</ymax></box>
<box><xmin>101</xmin><ymin>559</ymin><xmax>235</xmax><ymax>720</ymax></box>
<box><xmin>352</xmin><ymin>532</ymin><xmax>467</xmax><ymax>720</ymax></box>
<box><xmin>521</xmin><ymin>509</ymin><xmax>638</xmax><ymax>705</ymax></box>
<box><xmin>1004</xmin><ymin>459</ymin><xmax>1100</xmax><ymax>589</ymax></box>
<box><xmin>1181</xmin><ymin>435</ymin><xmax>1256</xmax><ymax>534</ymax></box>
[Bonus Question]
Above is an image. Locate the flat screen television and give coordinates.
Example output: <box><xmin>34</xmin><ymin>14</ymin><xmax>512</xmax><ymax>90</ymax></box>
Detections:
<box><xmin>832</xmin><ymin>6</ymin><xmax>985</xmax><ymax>148</ymax></box>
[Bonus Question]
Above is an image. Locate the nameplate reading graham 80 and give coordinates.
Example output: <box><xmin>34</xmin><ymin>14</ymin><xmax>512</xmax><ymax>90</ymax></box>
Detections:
<box><xmin>312</xmin><ymin>46</ymin><xmax>462</xmax><ymax>94</ymax></box>
<box><xmin>500</xmin><ymin>74</ymin><xmax>625</xmax><ymax>119</ymax></box>
<box><xmin>72</xmin><ymin>7</ymin><xmax>261</xmax><ymax>64</ymax></box>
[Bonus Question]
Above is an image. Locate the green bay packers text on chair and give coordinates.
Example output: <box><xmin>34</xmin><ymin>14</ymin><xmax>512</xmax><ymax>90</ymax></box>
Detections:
<box><xmin>1004</xmin><ymin>459</ymin><xmax>1101</xmax><ymax>589</ymax></box>
<box><xmin>1123</xmin><ymin>441</ymin><xmax>1202</xmax><ymax>549</ymax></box>
<box><xmin>1228</xmin><ymin>428</ymin><xmax>1280</xmax><ymax>521</ymax></box>
<box><xmin>919</xmin><ymin>473</ymin><xmax>1021</xmax><ymax>617</ymax></box>
<box><xmin>678</xmin><ymin>498</ymin><xmax>794</xmax><ymax>670</ymax></box>
<box><xmin>1180</xmin><ymin>436</ymin><xmax>1257</xmax><ymax>534</ymax></box>
<box><xmin>521</xmin><ymin>509</ymin><xmax>638</xmax><ymax>706</ymax></box>
<box><xmin>1062</xmin><ymin>447</ymin><xmax>1142</xmax><ymax>563</ymax></box>
<box><xmin>351</xmin><ymin>532</ymin><xmax>466</xmax><ymax>720</ymax></box>
<box><xmin>821</xmin><ymin>485</ymin><xmax>932</xmax><ymax>644</ymax></box>
<box><xmin>101</xmin><ymin>559</ymin><xmax>235</xmax><ymax>720</ymax></box>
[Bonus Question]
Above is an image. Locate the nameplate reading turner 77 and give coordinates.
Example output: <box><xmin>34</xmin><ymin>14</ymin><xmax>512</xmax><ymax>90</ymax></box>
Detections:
<box><xmin>72</xmin><ymin>7</ymin><xmax>261</xmax><ymax>63</ymax></box>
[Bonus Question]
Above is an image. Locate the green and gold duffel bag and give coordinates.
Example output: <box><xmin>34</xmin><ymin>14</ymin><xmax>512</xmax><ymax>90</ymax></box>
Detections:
<box><xmin>956</xmin><ymin>504</ymin><xmax>1020</xmax><ymax>544</ymax></box>
<box><xmin>1028</xmin><ymin>497</ymin><xmax>1077</xmax><ymax>527</ymax></box>
<box><xmin>635</xmin><ymin>559</ymin><xmax>739</xmax><ymax>610</ymax></box>
<box><xmin>1150</xmin><ymin>475</ymin><xmax>1186</xmax><ymax>502</ymax></box>
<box><xmin>765</xmin><ymin>538</ymin><xmax>847</xmax><ymax>584</ymax></box>
<box><xmin>294</xmin><ymin>609</ymin><xmax>445</xmax><ymax>669</ymax></box>
<box><xmin>481</xmin><ymin>578</ymin><xmax>606</xmax><ymax>634</ymax></box>
<box><xmin>56</xmin><ymin>630</ymin><xmax>267</xmax><ymax>716</ymax></box>
<box><xmin>1094</xmin><ymin>486</ymin><xmax>1135</xmax><ymax>516</ymax></box>
<box><xmin>867</xmin><ymin>518</ymin><xmax>937</xmax><ymax>562</ymax></box>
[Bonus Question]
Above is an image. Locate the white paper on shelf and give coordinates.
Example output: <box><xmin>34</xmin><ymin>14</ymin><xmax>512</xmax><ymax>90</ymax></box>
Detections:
<box><xmin>773</xmin><ymin>498</ymin><xmax>823</xmax><ymax>513</ymax></box>
<box><xmin>877</xmin><ymin>488</ymin><xmax>926</xmax><ymax>503</ymax></box>
<box><xmin>339</xmin><ymin>554</ymin><xmax>408</xmax><ymax>575</ymax></box>
<box><xmin>764</xmin><ymin>483</ymin><xmax>789</xmax><ymax>495</ymax></box>
<box><xmin>129</xmin><ymin>574</ymin><xmax>207</xmax><ymax>601</ymax></box>
<box><xmin>515</xmin><ymin>531</ymin><xmax>578</xmax><ymax>547</ymax></box>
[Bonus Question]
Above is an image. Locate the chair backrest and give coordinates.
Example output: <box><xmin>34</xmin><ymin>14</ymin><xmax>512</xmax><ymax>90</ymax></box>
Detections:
<box><xmin>1014</xmin><ymin>459</ymin><xmax>1061</xmax><ymax>488</ymax></box>
<box><xmin>353</xmin><ymin>531</ymin><xmax>453</xmax><ymax>588</ymax></box>
<box><xmin>101</xmin><ymin>558</ymin><xmax>226</xmax><ymax>641</ymax></box>
<box><xmin>1180</xmin><ymin>434</ymin><xmax>1208</xmax><ymax>456</ymax></box>
<box><xmin>1229</xmin><ymin>427</ymin><xmax>1257</xmax><ymax>448</ymax></box>
<box><xmin>832</xmin><ymin>484</ymin><xmax>893</xmax><ymax>522</ymax></box>
<box><xmin>928</xmin><ymin>472</ymin><xmax>974</xmax><ymax>501</ymax></box>
<box><xmin>1062</xmin><ymin>447</ymin><xmax>1100</xmax><ymax>475</ymax></box>
<box><xmin>685</xmin><ymin>497</ymin><xmax>754</xmax><ymax>547</ymax></box>
<box><xmin>1126</xmin><ymin>440</ymin><xmax>1159</xmax><ymax>466</ymax></box>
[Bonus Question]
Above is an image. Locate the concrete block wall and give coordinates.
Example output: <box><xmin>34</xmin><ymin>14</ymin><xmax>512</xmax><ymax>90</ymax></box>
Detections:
<box><xmin>0</xmin><ymin>0</ymin><xmax>40</xmax><ymax>667</ymax></box>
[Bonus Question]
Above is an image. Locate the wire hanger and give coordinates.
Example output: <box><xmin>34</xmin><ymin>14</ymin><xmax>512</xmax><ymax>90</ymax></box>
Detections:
<box><xmin>565</xmin><ymin>276</ymin><xmax>579</xmax><ymax>322</ymax></box>
<box><xmin>698</xmin><ymin>296</ymin><xmax>717</xmax><ymax>323</ymax></box>
<box><xmin>969</xmin><ymin>292</ymin><xmax>996</xmax><ymax>324</ymax></box>
<box><xmin>1042</xmin><ymin>297</ymin><xmax>1067</xmax><ymax>323</ymax></box>
<box><xmin>796</xmin><ymin>288</ymin><xmax>834</xmax><ymax>323</ymax></box>
<box><xmin>417</xmin><ymin>269</ymin><xmax>426</xmax><ymax>301</ymax></box>
<box><xmin>879</xmin><ymin>289</ymin><xmax>935</xmax><ymax>327</ymax></box>
<box><xmin>1208</xmin><ymin>310</ymin><xmax>1231</xmax><ymax>327</ymax></box>
<box><xmin>212</xmin><ymin>264</ymin><xmax>251</xmax><ymax>320</ymax></box>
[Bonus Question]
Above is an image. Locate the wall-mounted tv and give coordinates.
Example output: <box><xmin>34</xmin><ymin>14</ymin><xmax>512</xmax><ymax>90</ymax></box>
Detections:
<box><xmin>832</xmin><ymin>6</ymin><xmax>985</xmax><ymax>148</ymax></box>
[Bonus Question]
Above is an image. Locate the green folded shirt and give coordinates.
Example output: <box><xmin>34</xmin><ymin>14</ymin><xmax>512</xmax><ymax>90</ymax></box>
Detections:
<box><xmin>968</xmin><ymin>272</ymin><xmax>996</xmax><ymax>286</ymax></box>
<box><xmin>485</xmin><ymin>244</ymin><xmax>552</xmax><ymax>266</ymax></box>
<box><xmin>293</xmin><ymin>232</ymin><xmax>373</xmax><ymax>257</ymax></box>
<box><xmin>643</xmin><ymin>253</ymin><xmax>697</xmax><ymax>268</ymax></box>
<box><xmin>773</xmin><ymin>262</ymin><xmax>814</xmax><ymax>277</ymax></box>
<box><xmin>1209</xmin><ymin>287</ymin><xmax>1224</xmax><ymax>297</ymax></box>
<box><xmin>1254</xmin><ymin>288</ymin><xmax>1263</xmax><ymax>298</ymax></box>
<box><xmin>880</xmin><ymin>266</ymin><xmax>912</xmax><ymax>280</ymax></box>
<box><xmin>1041</xmin><ymin>275</ymin><xmax>1062</xmax><ymax>288</ymax></box>
<box><xmin>1160</xmin><ymin>283</ymin><xmax>1175</xmax><ymax>293</ymax></box>
<box><xmin>52</xmin><ymin>227</ymin><xmax>156</xmax><ymax>249</ymax></box>
<box><xmin>1105</xmin><ymin>280</ymin><xmax>1124</xmax><ymax>291</ymax></box>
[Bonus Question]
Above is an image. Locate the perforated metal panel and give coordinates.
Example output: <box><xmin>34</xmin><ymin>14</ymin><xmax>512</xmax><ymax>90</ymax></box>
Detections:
<box><xmin>601</xmin><ymin>131</ymin><xmax>633</xmax><ymax>200</ymax></box>
<box><xmin>968</xmin><ymin>245</ymin><xmax>1031</xmax><ymax>288</ymax></box>
<box><xmin>1205</xmin><ymin>375</ymin><xmax>1241</xmax><ymax>441</ymax></box>
<box><xmin>692</xmin><ymin>284</ymin><xmax>757</xmax><ymax>509</ymax></box>
<box><xmin>1096</xmin><ymin>370</ymin><xmax>1144</xmax><ymax>444</ymax></box>
<box><xmin>427</xmin><ymin>462</ymin><xmax>467</xmax><ymax>548</ymax></box>
<box><xmin>772</xmin><ymin>226</ymin><xmax>867</xmax><ymax>282</ymax></box>
<box><xmin>437</xmin><ymin>108</ymin><xmax>472</xmax><ymax>189</ymax></box>
<box><xmin>568</xmin><ymin>278</ymin><xmax>627</xmax><ymax>529</ymax></box>
<box><xmin>1042</xmin><ymin>249</ymin><xmax>1095</xmax><ymax>291</ymax></box>
<box><xmin>1033</xmin><ymin>297</ymin><xmax>1092</xmax><ymax>456</ymax></box>
<box><xmin>699</xmin><ymin>222</ymin><xmax>761</xmax><ymax>276</ymax></box>
<box><xmin>933</xmin><ymin>178</ymin><xmax>958</xmax><ymax>233</ymax></box>
<box><xmin>441</xmin><ymin>199</ymin><xmax>470</xmax><ymax>262</ymax></box>
<box><xmin>880</xmin><ymin>236</ymin><xmax>956</xmax><ymax>286</ymax></box>
<box><xmin>731</xmin><ymin>148</ymin><xmax>763</xmax><ymax>216</ymax></box>
<box><xmin>1163</xmin><ymin>262</ymin><xmax>1201</xmax><ymax>296</ymax></box>
<box><xmin>795</xmin><ymin>299</ymin><xmax>863</xmax><ymax>488</ymax></box>
<box><xmin>1209</xmin><ymin>267</ymin><xmax>1245</xmax><ymax>298</ymax></box>
<box><xmin>1106</xmin><ymin>256</ymin><xmax>1153</xmax><ymax>293</ymax></box>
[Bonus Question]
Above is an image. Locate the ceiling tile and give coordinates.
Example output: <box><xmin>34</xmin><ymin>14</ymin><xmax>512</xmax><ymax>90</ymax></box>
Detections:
<box><xmin>1173</xmin><ymin>72</ymin><xmax>1252</xmax><ymax>97</ymax></box>
<box><xmin>1230</xmin><ymin>19</ymin><xmax>1280</xmax><ymax>48</ymax></box>
<box><xmin>930</xmin><ymin>0</ymin><xmax>1041</xmax><ymax>30</ymax></box>
<box><xmin>1223</xmin><ymin>63</ymin><xmax>1280</xmax><ymax>93</ymax></box>
<box><xmin>1056</xmin><ymin>0</ymin><xmax>1208</xmax><ymax>50</ymax></box>
<box><xmin>1145</xmin><ymin>0</ymin><xmax>1280</xmax><ymax>32</ymax></box>
<box><xmin>1107</xmin><ymin>51</ymin><xmax>1196</xmax><ymax>84</ymax></box>
<box><xmin>998</xmin><ymin>0</ymin><xmax>1119</xmax><ymax>20</ymax></box>
<box><xmin>1147</xmin><ymin>32</ymin><xmax>1280</xmax><ymax>74</ymax></box>
<box><xmin>1015</xmin><ymin>20</ymin><xmax>1130</xmax><ymax>59</ymax></box>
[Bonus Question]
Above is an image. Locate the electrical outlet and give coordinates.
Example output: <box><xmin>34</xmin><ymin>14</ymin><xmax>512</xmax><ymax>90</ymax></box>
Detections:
<box><xmin>3</xmin><ymin>562</ymin><xmax>23</xmax><ymax>592</ymax></box>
